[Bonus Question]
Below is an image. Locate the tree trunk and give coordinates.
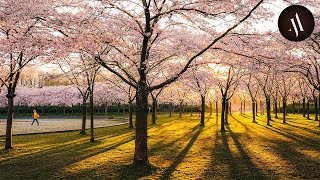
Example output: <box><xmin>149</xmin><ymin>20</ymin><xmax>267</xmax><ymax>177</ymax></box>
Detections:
<box><xmin>307</xmin><ymin>99</ymin><xmax>310</xmax><ymax>119</ymax></box>
<box><xmin>292</xmin><ymin>101</ymin><xmax>295</xmax><ymax>114</ymax></box>
<box><xmin>266</xmin><ymin>97</ymin><xmax>271</xmax><ymax>126</ymax></box>
<box><xmin>209</xmin><ymin>102</ymin><xmax>212</xmax><ymax>116</ymax></box>
<box><xmin>5</xmin><ymin>91</ymin><xmax>15</xmax><ymax>149</ymax></box>
<box><xmin>80</xmin><ymin>96</ymin><xmax>87</xmax><ymax>134</ymax></box>
<box><xmin>182</xmin><ymin>103</ymin><xmax>185</xmax><ymax>113</ymax></box>
<box><xmin>298</xmin><ymin>101</ymin><xmax>300</xmax><ymax>114</ymax></box>
<box><xmin>229</xmin><ymin>102</ymin><xmax>232</xmax><ymax>115</ymax></box>
<box><xmin>303</xmin><ymin>97</ymin><xmax>306</xmax><ymax>117</ymax></box>
<box><xmin>179</xmin><ymin>101</ymin><xmax>182</xmax><ymax>118</ymax></box>
<box><xmin>252</xmin><ymin>100</ymin><xmax>256</xmax><ymax>123</ymax></box>
<box><xmin>243</xmin><ymin>100</ymin><xmax>245</xmax><ymax>114</ymax></box>
<box><xmin>220</xmin><ymin>97</ymin><xmax>226</xmax><ymax>131</ymax></box>
<box><xmin>225</xmin><ymin>100</ymin><xmax>229</xmax><ymax>124</ymax></box>
<box><xmin>133</xmin><ymin>82</ymin><xmax>149</xmax><ymax>164</ymax></box>
<box><xmin>278</xmin><ymin>100</ymin><xmax>281</xmax><ymax>114</ymax></box>
<box><xmin>191</xmin><ymin>106</ymin><xmax>193</xmax><ymax>116</ymax></box>
<box><xmin>240</xmin><ymin>101</ymin><xmax>242</xmax><ymax>115</ymax></box>
<box><xmin>104</xmin><ymin>102</ymin><xmax>108</xmax><ymax>116</ymax></box>
<box><xmin>200</xmin><ymin>96</ymin><xmax>205</xmax><ymax>126</ymax></box>
<box><xmin>169</xmin><ymin>103</ymin><xmax>172</xmax><ymax>117</ymax></box>
<box><xmin>155</xmin><ymin>100</ymin><xmax>157</xmax><ymax>119</ymax></box>
<box><xmin>272</xmin><ymin>101</ymin><xmax>274</xmax><ymax>113</ymax></box>
<box><xmin>274</xmin><ymin>99</ymin><xmax>278</xmax><ymax>118</ymax></box>
<box><xmin>215</xmin><ymin>101</ymin><xmax>218</xmax><ymax>117</ymax></box>
<box><xmin>90</xmin><ymin>92</ymin><xmax>94</xmax><ymax>142</ymax></box>
<box><xmin>129</xmin><ymin>101</ymin><xmax>134</xmax><ymax>128</ymax></box>
<box><xmin>315</xmin><ymin>97</ymin><xmax>318</xmax><ymax>121</ymax></box>
<box><xmin>283</xmin><ymin>98</ymin><xmax>287</xmax><ymax>124</ymax></box>
<box><xmin>256</xmin><ymin>101</ymin><xmax>258</xmax><ymax>116</ymax></box>
<box><xmin>152</xmin><ymin>99</ymin><xmax>157</xmax><ymax>124</ymax></box>
<box><xmin>117</xmin><ymin>103</ymin><xmax>120</xmax><ymax>114</ymax></box>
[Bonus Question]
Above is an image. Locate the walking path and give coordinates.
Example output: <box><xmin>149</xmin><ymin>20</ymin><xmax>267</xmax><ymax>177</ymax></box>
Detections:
<box><xmin>0</xmin><ymin>117</ymin><xmax>128</xmax><ymax>136</ymax></box>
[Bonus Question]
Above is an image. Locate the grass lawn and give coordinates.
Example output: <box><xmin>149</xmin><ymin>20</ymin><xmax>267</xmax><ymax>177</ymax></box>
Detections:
<box><xmin>0</xmin><ymin>113</ymin><xmax>319</xmax><ymax>179</ymax></box>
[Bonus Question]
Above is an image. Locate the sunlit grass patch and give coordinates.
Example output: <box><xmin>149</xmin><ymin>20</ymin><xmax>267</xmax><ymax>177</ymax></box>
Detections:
<box><xmin>0</xmin><ymin>112</ymin><xmax>319</xmax><ymax>179</ymax></box>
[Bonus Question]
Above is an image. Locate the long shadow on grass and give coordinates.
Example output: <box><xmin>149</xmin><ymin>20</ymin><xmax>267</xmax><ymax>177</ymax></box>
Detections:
<box><xmin>159</xmin><ymin>126</ymin><xmax>203</xmax><ymax>179</ymax></box>
<box><xmin>201</xmin><ymin>129</ymin><xmax>267</xmax><ymax>179</ymax></box>
<box><xmin>256</xmin><ymin>123</ymin><xmax>320</xmax><ymax>148</ymax></box>
<box><xmin>229</xmin><ymin>116</ymin><xmax>271</xmax><ymax>142</ymax></box>
<box><xmin>241</xmin><ymin>114</ymin><xmax>251</xmax><ymax>119</ymax></box>
<box><xmin>113</xmin><ymin>163</ymin><xmax>158</xmax><ymax>180</ymax></box>
<box><xmin>221</xmin><ymin>130</ymin><xmax>244</xmax><ymax>178</ymax></box>
<box><xmin>0</xmin><ymin>133</ymin><xmax>135</xmax><ymax>179</ymax></box>
<box><xmin>60</xmin><ymin>149</ymin><xmax>157</xmax><ymax>180</ymax></box>
<box><xmin>286</xmin><ymin>119</ymin><xmax>317</xmax><ymax>126</ymax></box>
<box><xmin>272</xmin><ymin>120</ymin><xmax>320</xmax><ymax>136</ymax></box>
<box><xmin>268</xmin><ymin>139</ymin><xmax>320</xmax><ymax>179</ymax></box>
<box><xmin>225</xmin><ymin>125</ymin><xmax>266</xmax><ymax>179</ymax></box>
<box><xmin>0</xmin><ymin>128</ymin><xmax>135</xmax><ymax>163</ymax></box>
<box><xmin>148</xmin><ymin>124</ymin><xmax>200</xmax><ymax>157</ymax></box>
<box><xmin>151</xmin><ymin>117</ymin><xmax>196</xmax><ymax>130</ymax></box>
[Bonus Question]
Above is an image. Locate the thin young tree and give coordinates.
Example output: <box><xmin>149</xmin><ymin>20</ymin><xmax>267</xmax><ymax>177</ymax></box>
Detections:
<box><xmin>216</xmin><ymin>65</ymin><xmax>242</xmax><ymax>131</ymax></box>
<box><xmin>299</xmin><ymin>78</ymin><xmax>313</xmax><ymax>119</ymax></box>
<box><xmin>57</xmin><ymin>55</ymin><xmax>95</xmax><ymax>134</ymax></box>
<box><xmin>150</xmin><ymin>88</ymin><xmax>164</xmax><ymax>124</ymax></box>
<box><xmin>187</xmin><ymin>66</ymin><xmax>213</xmax><ymax>126</ymax></box>
<box><xmin>101</xmin><ymin>76</ymin><xmax>136</xmax><ymax>128</ymax></box>
<box><xmin>243</xmin><ymin>73</ymin><xmax>259</xmax><ymax>123</ymax></box>
<box><xmin>88</xmin><ymin>62</ymin><xmax>100</xmax><ymax>142</ymax></box>
<box><xmin>256</xmin><ymin>69</ymin><xmax>275</xmax><ymax>126</ymax></box>
<box><xmin>277</xmin><ymin>73</ymin><xmax>294</xmax><ymax>124</ymax></box>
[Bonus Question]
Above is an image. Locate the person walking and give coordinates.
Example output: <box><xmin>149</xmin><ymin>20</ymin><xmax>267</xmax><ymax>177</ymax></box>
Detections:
<box><xmin>31</xmin><ymin>110</ymin><xmax>40</xmax><ymax>125</ymax></box>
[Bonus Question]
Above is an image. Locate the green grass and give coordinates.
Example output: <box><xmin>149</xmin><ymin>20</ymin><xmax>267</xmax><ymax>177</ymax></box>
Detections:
<box><xmin>0</xmin><ymin>113</ymin><xmax>319</xmax><ymax>179</ymax></box>
<box><xmin>0</xmin><ymin>112</ymin><xmax>130</xmax><ymax>119</ymax></box>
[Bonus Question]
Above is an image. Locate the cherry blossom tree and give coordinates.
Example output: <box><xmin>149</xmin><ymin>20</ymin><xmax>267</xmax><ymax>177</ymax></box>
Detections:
<box><xmin>237</xmin><ymin>90</ymin><xmax>248</xmax><ymax>115</ymax></box>
<box><xmin>299</xmin><ymin>78</ymin><xmax>313</xmax><ymax>119</ymax></box>
<box><xmin>256</xmin><ymin>67</ymin><xmax>276</xmax><ymax>126</ymax></box>
<box><xmin>311</xmin><ymin>88</ymin><xmax>319</xmax><ymax>121</ymax></box>
<box><xmin>183</xmin><ymin>65</ymin><xmax>213</xmax><ymax>126</ymax></box>
<box><xmin>175</xmin><ymin>83</ymin><xmax>189</xmax><ymax>118</ymax></box>
<box><xmin>89</xmin><ymin>0</ymin><xmax>266</xmax><ymax>163</ymax></box>
<box><xmin>150</xmin><ymin>88</ymin><xmax>164</xmax><ymax>124</ymax></box>
<box><xmin>159</xmin><ymin>87</ymin><xmax>176</xmax><ymax>117</ymax></box>
<box><xmin>94</xmin><ymin>82</ymin><xmax>127</xmax><ymax>116</ymax></box>
<box><xmin>216</xmin><ymin>64</ymin><xmax>242</xmax><ymax>131</ymax></box>
<box><xmin>207</xmin><ymin>88</ymin><xmax>219</xmax><ymax>118</ymax></box>
<box><xmin>277</xmin><ymin>73</ymin><xmax>295</xmax><ymax>124</ymax></box>
<box><xmin>272</xmin><ymin>84</ymin><xmax>280</xmax><ymax>119</ymax></box>
<box><xmin>57</xmin><ymin>54</ymin><xmax>100</xmax><ymax>135</ymax></box>
<box><xmin>0</xmin><ymin>0</ymin><xmax>281</xmax><ymax>163</ymax></box>
<box><xmin>100</xmin><ymin>75</ymin><xmax>136</xmax><ymax>128</ymax></box>
<box><xmin>243</xmin><ymin>71</ymin><xmax>259</xmax><ymax>123</ymax></box>
<box><xmin>0</xmin><ymin>0</ymin><xmax>59</xmax><ymax>149</ymax></box>
<box><xmin>291</xmin><ymin>84</ymin><xmax>302</xmax><ymax>114</ymax></box>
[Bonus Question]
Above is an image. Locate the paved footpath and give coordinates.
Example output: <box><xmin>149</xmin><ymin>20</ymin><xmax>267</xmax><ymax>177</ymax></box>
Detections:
<box><xmin>0</xmin><ymin>117</ymin><xmax>128</xmax><ymax>136</ymax></box>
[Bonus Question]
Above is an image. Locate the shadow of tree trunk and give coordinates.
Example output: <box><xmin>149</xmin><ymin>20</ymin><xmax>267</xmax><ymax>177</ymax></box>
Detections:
<box><xmin>160</xmin><ymin>126</ymin><xmax>203</xmax><ymax>179</ymax></box>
